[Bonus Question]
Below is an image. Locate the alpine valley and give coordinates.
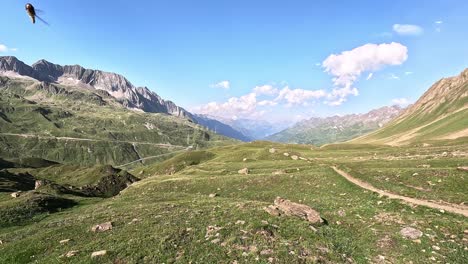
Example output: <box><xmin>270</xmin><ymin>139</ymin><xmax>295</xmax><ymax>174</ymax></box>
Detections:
<box><xmin>0</xmin><ymin>56</ymin><xmax>467</xmax><ymax>264</ymax></box>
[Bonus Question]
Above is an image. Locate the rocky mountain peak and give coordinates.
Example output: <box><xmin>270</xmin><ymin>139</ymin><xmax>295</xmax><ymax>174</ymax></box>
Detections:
<box><xmin>0</xmin><ymin>56</ymin><xmax>36</xmax><ymax>77</ymax></box>
<box><xmin>0</xmin><ymin>56</ymin><xmax>191</xmax><ymax>118</ymax></box>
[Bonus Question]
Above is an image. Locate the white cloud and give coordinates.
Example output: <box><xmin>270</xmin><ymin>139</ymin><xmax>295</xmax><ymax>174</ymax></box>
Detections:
<box><xmin>194</xmin><ymin>84</ymin><xmax>326</xmax><ymax>119</ymax></box>
<box><xmin>404</xmin><ymin>71</ymin><xmax>413</xmax><ymax>75</ymax></box>
<box><xmin>366</xmin><ymin>73</ymin><xmax>374</xmax><ymax>80</ymax></box>
<box><xmin>194</xmin><ymin>92</ymin><xmax>260</xmax><ymax>119</ymax></box>
<box><xmin>210</xmin><ymin>80</ymin><xmax>230</xmax><ymax>90</ymax></box>
<box><xmin>434</xmin><ymin>21</ymin><xmax>443</xmax><ymax>32</ymax></box>
<box><xmin>392</xmin><ymin>24</ymin><xmax>423</xmax><ymax>36</ymax></box>
<box><xmin>0</xmin><ymin>44</ymin><xmax>17</xmax><ymax>53</ymax></box>
<box><xmin>258</xmin><ymin>100</ymin><xmax>277</xmax><ymax>106</ymax></box>
<box><xmin>392</xmin><ymin>98</ymin><xmax>411</xmax><ymax>107</ymax></box>
<box><xmin>275</xmin><ymin>86</ymin><xmax>327</xmax><ymax>106</ymax></box>
<box><xmin>389</xmin><ymin>73</ymin><xmax>400</xmax><ymax>80</ymax></box>
<box><xmin>253</xmin><ymin>85</ymin><xmax>279</xmax><ymax>96</ymax></box>
<box><xmin>322</xmin><ymin>42</ymin><xmax>408</xmax><ymax>105</ymax></box>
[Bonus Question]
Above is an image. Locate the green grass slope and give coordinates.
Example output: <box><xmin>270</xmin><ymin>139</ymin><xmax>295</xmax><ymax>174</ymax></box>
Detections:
<box><xmin>0</xmin><ymin>76</ymin><xmax>234</xmax><ymax>165</ymax></box>
<box><xmin>353</xmin><ymin>69</ymin><xmax>468</xmax><ymax>146</ymax></box>
<box><xmin>1</xmin><ymin>142</ymin><xmax>466</xmax><ymax>263</ymax></box>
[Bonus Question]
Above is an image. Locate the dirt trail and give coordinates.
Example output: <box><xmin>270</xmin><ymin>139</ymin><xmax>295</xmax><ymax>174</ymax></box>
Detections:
<box><xmin>331</xmin><ymin>166</ymin><xmax>468</xmax><ymax>217</ymax></box>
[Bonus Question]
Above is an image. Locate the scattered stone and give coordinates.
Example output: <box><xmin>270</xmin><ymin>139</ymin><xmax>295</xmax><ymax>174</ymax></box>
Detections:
<box><xmin>299</xmin><ymin>157</ymin><xmax>307</xmax><ymax>161</ymax></box>
<box><xmin>377</xmin><ymin>201</ymin><xmax>383</xmax><ymax>205</ymax></box>
<box><xmin>291</xmin><ymin>155</ymin><xmax>299</xmax><ymax>160</ymax></box>
<box><xmin>432</xmin><ymin>245</ymin><xmax>440</xmax><ymax>251</ymax></box>
<box><xmin>337</xmin><ymin>210</ymin><xmax>346</xmax><ymax>217</ymax></box>
<box><xmin>243</xmin><ymin>158</ymin><xmax>247</xmax><ymax>162</ymax></box>
<box><xmin>283</xmin><ymin>153</ymin><xmax>290</xmax><ymax>157</ymax></box>
<box><xmin>205</xmin><ymin>225</ymin><xmax>223</xmax><ymax>239</ymax></box>
<box><xmin>269</xmin><ymin>148</ymin><xmax>276</xmax><ymax>154</ymax></box>
<box><xmin>400</xmin><ymin>227</ymin><xmax>423</xmax><ymax>240</ymax></box>
<box><xmin>60</xmin><ymin>239</ymin><xmax>71</xmax><ymax>245</ymax></box>
<box><xmin>413</xmin><ymin>239</ymin><xmax>422</xmax><ymax>244</ymax></box>
<box><xmin>439</xmin><ymin>209</ymin><xmax>445</xmax><ymax>214</ymax></box>
<box><xmin>35</xmin><ymin>180</ymin><xmax>44</xmax><ymax>190</ymax></box>
<box><xmin>209</xmin><ymin>193</ymin><xmax>218</xmax><ymax>198</ymax></box>
<box><xmin>128</xmin><ymin>218</ymin><xmax>140</xmax><ymax>224</ymax></box>
<box><xmin>249</xmin><ymin>246</ymin><xmax>258</xmax><ymax>253</ymax></box>
<box><xmin>64</xmin><ymin>250</ymin><xmax>79</xmax><ymax>258</ymax></box>
<box><xmin>272</xmin><ymin>170</ymin><xmax>286</xmax><ymax>175</ymax></box>
<box><xmin>91</xmin><ymin>250</ymin><xmax>107</xmax><ymax>258</ymax></box>
<box><xmin>91</xmin><ymin>222</ymin><xmax>113</xmax><ymax>232</ymax></box>
<box><xmin>412</xmin><ymin>173</ymin><xmax>419</xmax><ymax>176</ymax></box>
<box><xmin>441</xmin><ymin>152</ymin><xmax>448</xmax><ymax>157</ymax></box>
<box><xmin>235</xmin><ymin>220</ymin><xmax>246</xmax><ymax>225</ymax></box>
<box><xmin>457</xmin><ymin>166</ymin><xmax>468</xmax><ymax>172</ymax></box>
<box><xmin>10</xmin><ymin>191</ymin><xmax>22</xmax><ymax>198</ymax></box>
<box><xmin>264</xmin><ymin>197</ymin><xmax>323</xmax><ymax>224</ymax></box>
<box><xmin>260</xmin><ymin>249</ymin><xmax>274</xmax><ymax>255</ymax></box>
<box><xmin>0</xmin><ymin>240</ymin><xmax>3</xmax><ymax>245</ymax></box>
<box><xmin>238</xmin><ymin>168</ymin><xmax>249</xmax><ymax>175</ymax></box>
<box><xmin>211</xmin><ymin>238</ymin><xmax>221</xmax><ymax>244</ymax></box>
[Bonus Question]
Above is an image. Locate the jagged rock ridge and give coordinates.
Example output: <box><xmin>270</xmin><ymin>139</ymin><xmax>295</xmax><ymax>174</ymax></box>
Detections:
<box><xmin>0</xmin><ymin>56</ymin><xmax>190</xmax><ymax>118</ymax></box>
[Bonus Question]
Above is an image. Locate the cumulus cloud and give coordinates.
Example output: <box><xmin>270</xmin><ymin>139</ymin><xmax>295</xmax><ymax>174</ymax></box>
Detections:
<box><xmin>404</xmin><ymin>71</ymin><xmax>413</xmax><ymax>75</ymax></box>
<box><xmin>392</xmin><ymin>98</ymin><xmax>411</xmax><ymax>107</ymax></box>
<box><xmin>275</xmin><ymin>87</ymin><xmax>327</xmax><ymax>106</ymax></box>
<box><xmin>322</xmin><ymin>42</ymin><xmax>408</xmax><ymax>105</ymax></box>
<box><xmin>393</xmin><ymin>24</ymin><xmax>423</xmax><ymax>36</ymax></box>
<box><xmin>210</xmin><ymin>80</ymin><xmax>230</xmax><ymax>90</ymax></box>
<box><xmin>253</xmin><ymin>85</ymin><xmax>279</xmax><ymax>96</ymax></box>
<box><xmin>194</xmin><ymin>85</ymin><xmax>326</xmax><ymax>119</ymax></box>
<box><xmin>258</xmin><ymin>100</ymin><xmax>277</xmax><ymax>106</ymax></box>
<box><xmin>194</xmin><ymin>92</ymin><xmax>260</xmax><ymax>119</ymax></box>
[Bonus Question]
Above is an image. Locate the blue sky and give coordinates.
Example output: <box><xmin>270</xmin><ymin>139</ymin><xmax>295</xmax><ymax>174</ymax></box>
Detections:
<box><xmin>1</xmin><ymin>0</ymin><xmax>467</xmax><ymax>123</ymax></box>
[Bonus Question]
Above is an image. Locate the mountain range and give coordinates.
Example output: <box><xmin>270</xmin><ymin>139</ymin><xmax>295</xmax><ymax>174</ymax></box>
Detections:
<box><xmin>266</xmin><ymin>105</ymin><xmax>404</xmax><ymax>146</ymax></box>
<box><xmin>0</xmin><ymin>56</ymin><xmax>255</xmax><ymax>142</ymax></box>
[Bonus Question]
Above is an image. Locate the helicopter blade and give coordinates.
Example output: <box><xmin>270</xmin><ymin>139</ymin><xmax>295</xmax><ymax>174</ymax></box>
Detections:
<box><xmin>35</xmin><ymin>15</ymin><xmax>50</xmax><ymax>26</ymax></box>
<box><xmin>35</xmin><ymin>9</ymin><xmax>45</xmax><ymax>14</ymax></box>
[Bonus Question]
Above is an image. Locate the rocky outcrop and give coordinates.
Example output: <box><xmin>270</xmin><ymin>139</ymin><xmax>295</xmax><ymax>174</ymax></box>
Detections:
<box><xmin>264</xmin><ymin>197</ymin><xmax>323</xmax><ymax>224</ymax></box>
<box><xmin>400</xmin><ymin>227</ymin><xmax>423</xmax><ymax>240</ymax></box>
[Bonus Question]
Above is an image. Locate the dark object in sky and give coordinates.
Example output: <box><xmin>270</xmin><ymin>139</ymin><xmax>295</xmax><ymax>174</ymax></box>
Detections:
<box><xmin>25</xmin><ymin>3</ymin><xmax>49</xmax><ymax>25</ymax></box>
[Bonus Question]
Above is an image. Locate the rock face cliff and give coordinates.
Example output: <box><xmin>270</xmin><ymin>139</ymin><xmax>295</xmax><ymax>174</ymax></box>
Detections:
<box><xmin>0</xmin><ymin>56</ymin><xmax>191</xmax><ymax>118</ymax></box>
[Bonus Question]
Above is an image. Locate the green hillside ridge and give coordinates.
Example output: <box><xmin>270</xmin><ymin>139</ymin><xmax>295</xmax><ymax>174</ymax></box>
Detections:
<box><xmin>0</xmin><ymin>76</ymin><xmax>234</xmax><ymax>165</ymax></box>
<box><xmin>352</xmin><ymin>68</ymin><xmax>468</xmax><ymax>145</ymax></box>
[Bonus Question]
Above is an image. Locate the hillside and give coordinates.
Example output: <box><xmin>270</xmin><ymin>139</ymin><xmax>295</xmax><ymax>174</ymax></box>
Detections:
<box><xmin>267</xmin><ymin>106</ymin><xmax>403</xmax><ymax>146</ymax></box>
<box><xmin>1</xmin><ymin>142</ymin><xmax>466</xmax><ymax>263</ymax></box>
<box><xmin>0</xmin><ymin>75</ymin><xmax>233</xmax><ymax>166</ymax></box>
<box><xmin>353</xmin><ymin>68</ymin><xmax>468</xmax><ymax>145</ymax></box>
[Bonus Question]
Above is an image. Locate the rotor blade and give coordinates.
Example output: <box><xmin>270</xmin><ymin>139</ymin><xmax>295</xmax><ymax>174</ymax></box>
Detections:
<box><xmin>35</xmin><ymin>9</ymin><xmax>45</xmax><ymax>14</ymax></box>
<box><xmin>35</xmin><ymin>15</ymin><xmax>50</xmax><ymax>26</ymax></box>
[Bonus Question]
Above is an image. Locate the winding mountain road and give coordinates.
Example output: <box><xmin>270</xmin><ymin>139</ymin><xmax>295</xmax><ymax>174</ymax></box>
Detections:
<box><xmin>331</xmin><ymin>166</ymin><xmax>468</xmax><ymax>217</ymax></box>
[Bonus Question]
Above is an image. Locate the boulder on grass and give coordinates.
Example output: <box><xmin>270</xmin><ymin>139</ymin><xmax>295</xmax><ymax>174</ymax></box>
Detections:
<box><xmin>264</xmin><ymin>197</ymin><xmax>323</xmax><ymax>224</ymax></box>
